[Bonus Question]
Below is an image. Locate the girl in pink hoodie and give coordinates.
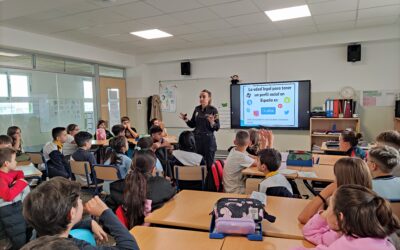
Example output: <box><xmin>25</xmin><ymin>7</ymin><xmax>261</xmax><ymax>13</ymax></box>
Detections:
<box><xmin>293</xmin><ymin>184</ymin><xmax>400</xmax><ymax>250</ymax></box>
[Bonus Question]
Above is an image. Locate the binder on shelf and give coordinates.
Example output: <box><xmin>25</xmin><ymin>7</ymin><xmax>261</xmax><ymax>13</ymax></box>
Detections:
<box><xmin>333</xmin><ymin>99</ymin><xmax>340</xmax><ymax>118</ymax></box>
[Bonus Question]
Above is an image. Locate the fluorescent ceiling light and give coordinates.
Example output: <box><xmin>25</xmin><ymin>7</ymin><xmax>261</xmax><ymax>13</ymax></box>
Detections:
<box><xmin>130</xmin><ymin>29</ymin><xmax>173</xmax><ymax>39</ymax></box>
<box><xmin>265</xmin><ymin>5</ymin><xmax>311</xmax><ymax>22</ymax></box>
<box><xmin>0</xmin><ymin>51</ymin><xmax>21</xmax><ymax>57</ymax></box>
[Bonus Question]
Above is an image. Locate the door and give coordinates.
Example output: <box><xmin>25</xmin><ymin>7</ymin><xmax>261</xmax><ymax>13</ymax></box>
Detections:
<box><xmin>99</xmin><ymin>77</ymin><xmax>127</xmax><ymax>127</ymax></box>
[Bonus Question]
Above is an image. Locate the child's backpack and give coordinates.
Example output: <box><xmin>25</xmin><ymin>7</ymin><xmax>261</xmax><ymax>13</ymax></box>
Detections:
<box><xmin>208</xmin><ymin>160</ymin><xmax>224</xmax><ymax>192</ymax></box>
<box><xmin>96</xmin><ymin>128</ymin><xmax>106</xmax><ymax>140</ymax></box>
<box><xmin>210</xmin><ymin>198</ymin><xmax>275</xmax><ymax>240</ymax></box>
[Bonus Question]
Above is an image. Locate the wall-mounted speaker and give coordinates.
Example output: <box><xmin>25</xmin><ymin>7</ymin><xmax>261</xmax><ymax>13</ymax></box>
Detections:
<box><xmin>181</xmin><ymin>61</ymin><xmax>191</xmax><ymax>75</ymax></box>
<box><xmin>347</xmin><ymin>44</ymin><xmax>361</xmax><ymax>62</ymax></box>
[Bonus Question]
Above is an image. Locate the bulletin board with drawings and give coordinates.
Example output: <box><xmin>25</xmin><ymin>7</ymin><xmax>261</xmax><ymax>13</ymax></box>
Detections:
<box><xmin>159</xmin><ymin>78</ymin><xmax>231</xmax><ymax>129</ymax></box>
<box><xmin>39</xmin><ymin>98</ymin><xmax>84</xmax><ymax>133</ymax></box>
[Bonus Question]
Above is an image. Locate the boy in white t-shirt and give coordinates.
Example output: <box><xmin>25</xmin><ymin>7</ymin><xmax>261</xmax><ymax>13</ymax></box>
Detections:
<box><xmin>223</xmin><ymin>130</ymin><xmax>258</xmax><ymax>194</ymax></box>
<box><xmin>258</xmin><ymin>148</ymin><xmax>293</xmax><ymax>197</ymax></box>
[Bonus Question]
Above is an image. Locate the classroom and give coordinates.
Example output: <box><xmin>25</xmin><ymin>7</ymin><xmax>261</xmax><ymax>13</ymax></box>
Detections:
<box><xmin>0</xmin><ymin>0</ymin><xmax>400</xmax><ymax>249</ymax></box>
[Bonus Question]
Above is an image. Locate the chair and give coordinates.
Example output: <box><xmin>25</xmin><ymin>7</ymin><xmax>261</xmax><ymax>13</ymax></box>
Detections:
<box><xmin>174</xmin><ymin>165</ymin><xmax>206</xmax><ymax>191</ymax></box>
<box><xmin>390</xmin><ymin>201</ymin><xmax>400</xmax><ymax>219</ymax></box>
<box><xmin>245</xmin><ymin>178</ymin><xmax>262</xmax><ymax>195</ymax></box>
<box><xmin>93</xmin><ymin>165</ymin><xmax>121</xmax><ymax>194</ymax></box>
<box><xmin>70</xmin><ymin>161</ymin><xmax>92</xmax><ymax>188</ymax></box>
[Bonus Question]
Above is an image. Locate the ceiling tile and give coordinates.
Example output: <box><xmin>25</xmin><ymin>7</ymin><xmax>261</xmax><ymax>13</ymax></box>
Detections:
<box><xmin>236</xmin><ymin>22</ymin><xmax>277</xmax><ymax>34</ymax></box>
<box><xmin>308</xmin><ymin>0</ymin><xmax>358</xmax><ymax>15</ymax></box>
<box><xmin>317</xmin><ymin>20</ymin><xmax>355</xmax><ymax>31</ymax></box>
<box><xmin>209</xmin><ymin>0</ymin><xmax>260</xmax><ymax>18</ymax></box>
<box><xmin>145</xmin><ymin>0</ymin><xmax>203</xmax><ymax>13</ymax></box>
<box><xmin>171</xmin><ymin>8</ymin><xmax>220</xmax><ymax>23</ymax></box>
<box><xmin>87</xmin><ymin>0</ymin><xmax>139</xmax><ymax>8</ymax></box>
<box><xmin>78</xmin><ymin>8</ymin><xmax>130</xmax><ymax>25</ymax></box>
<box><xmin>179</xmin><ymin>32</ymin><xmax>215</xmax><ymax>42</ymax></box>
<box><xmin>137</xmin><ymin>15</ymin><xmax>183</xmax><ymax>28</ymax></box>
<box><xmin>225</xmin><ymin>12</ymin><xmax>271</xmax><ymax>26</ymax></box>
<box><xmin>100</xmin><ymin>33</ymin><xmax>142</xmax><ymax>42</ymax></box>
<box><xmin>357</xmin><ymin>5</ymin><xmax>400</xmax><ymax>19</ymax></box>
<box><xmin>23</xmin><ymin>9</ymin><xmax>70</xmax><ymax>21</ymax></box>
<box><xmin>356</xmin><ymin>15</ymin><xmax>400</xmax><ymax>27</ymax></box>
<box><xmin>204</xmin><ymin>27</ymin><xmax>244</xmax><ymax>38</ymax></box>
<box><xmin>190</xmin><ymin>19</ymin><xmax>233</xmax><ymax>31</ymax></box>
<box><xmin>313</xmin><ymin>11</ymin><xmax>356</xmax><ymax>24</ymax></box>
<box><xmin>273</xmin><ymin>16</ymin><xmax>315</xmax><ymax>29</ymax></box>
<box><xmin>252</xmin><ymin>0</ymin><xmax>307</xmax><ymax>11</ymax></box>
<box><xmin>110</xmin><ymin>1</ymin><xmax>162</xmax><ymax>19</ymax></box>
<box><xmin>281</xmin><ymin>25</ymin><xmax>318</xmax><ymax>36</ymax></box>
<box><xmin>306</xmin><ymin>0</ymin><xmax>334</xmax><ymax>3</ymax></box>
<box><xmin>247</xmin><ymin>30</ymin><xmax>283</xmax><ymax>40</ymax></box>
<box><xmin>162</xmin><ymin>24</ymin><xmax>200</xmax><ymax>35</ymax></box>
<box><xmin>196</xmin><ymin>0</ymin><xmax>238</xmax><ymax>6</ymax></box>
<box><xmin>359</xmin><ymin>0</ymin><xmax>400</xmax><ymax>9</ymax></box>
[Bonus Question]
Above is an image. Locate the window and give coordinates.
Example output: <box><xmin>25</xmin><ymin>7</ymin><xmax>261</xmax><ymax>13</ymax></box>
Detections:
<box><xmin>0</xmin><ymin>50</ymin><xmax>33</xmax><ymax>69</ymax></box>
<box><xmin>65</xmin><ymin>61</ymin><xmax>94</xmax><ymax>75</ymax></box>
<box><xmin>0</xmin><ymin>74</ymin><xmax>8</xmax><ymax>97</ymax></box>
<box><xmin>83</xmin><ymin>80</ymin><xmax>94</xmax><ymax>112</ymax></box>
<box><xmin>99</xmin><ymin>66</ymin><xmax>124</xmax><ymax>78</ymax></box>
<box><xmin>10</xmin><ymin>75</ymin><xmax>29</xmax><ymax>97</ymax></box>
<box><xmin>0</xmin><ymin>73</ymin><xmax>32</xmax><ymax>115</ymax></box>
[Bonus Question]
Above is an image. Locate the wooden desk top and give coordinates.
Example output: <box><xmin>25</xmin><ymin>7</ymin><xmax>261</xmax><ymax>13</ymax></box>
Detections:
<box><xmin>313</xmin><ymin>154</ymin><xmax>345</xmax><ymax>165</ymax></box>
<box><xmin>222</xmin><ymin>236</ymin><xmax>314</xmax><ymax>250</ymax></box>
<box><xmin>130</xmin><ymin>226</ymin><xmax>224</xmax><ymax>250</ymax></box>
<box><xmin>242</xmin><ymin>164</ymin><xmax>335</xmax><ymax>183</ymax></box>
<box><xmin>145</xmin><ymin>190</ymin><xmax>308</xmax><ymax>240</ymax></box>
<box><xmin>164</xmin><ymin>135</ymin><xmax>178</xmax><ymax>144</ymax></box>
<box><xmin>16</xmin><ymin>162</ymin><xmax>42</xmax><ymax>177</ymax></box>
<box><xmin>91</xmin><ymin>140</ymin><xmax>109</xmax><ymax>146</ymax></box>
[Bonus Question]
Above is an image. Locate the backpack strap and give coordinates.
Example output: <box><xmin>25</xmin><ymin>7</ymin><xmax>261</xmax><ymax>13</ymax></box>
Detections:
<box><xmin>211</xmin><ymin>162</ymin><xmax>220</xmax><ymax>191</ymax></box>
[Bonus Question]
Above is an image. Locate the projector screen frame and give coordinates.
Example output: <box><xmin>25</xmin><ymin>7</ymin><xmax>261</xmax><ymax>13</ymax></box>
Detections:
<box><xmin>230</xmin><ymin>80</ymin><xmax>311</xmax><ymax>130</ymax></box>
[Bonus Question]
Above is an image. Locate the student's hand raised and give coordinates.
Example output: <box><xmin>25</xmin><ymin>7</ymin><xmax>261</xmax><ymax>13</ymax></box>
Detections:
<box><xmin>85</xmin><ymin>196</ymin><xmax>109</xmax><ymax>217</ymax></box>
<box><xmin>91</xmin><ymin>220</ymin><xmax>108</xmax><ymax>242</ymax></box>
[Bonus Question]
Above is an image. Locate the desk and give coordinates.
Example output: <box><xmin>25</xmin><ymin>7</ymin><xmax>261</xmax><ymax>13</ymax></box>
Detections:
<box><xmin>222</xmin><ymin>236</ymin><xmax>314</xmax><ymax>250</ymax></box>
<box><xmin>145</xmin><ymin>190</ymin><xmax>307</xmax><ymax>239</ymax></box>
<box><xmin>313</xmin><ymin>154</ymin><xmax>345</xmax><ymax>165</ymax></box>
<box><xmin>242</xmin><ymin>165</ymin><xmax>335</xmax><ymax>183</ymax></box>
<box><xmin>130</xmin><ymin>226</ymin><xmax>224</xmax><ymax>250</ymax></box>
<box><xmin>16</xmin><ymin>162</ymin><xmax>42</xmax><ymax>178</ymax></box>
<box><xmin>164</xmin><ymin>135</ymin><xmax>178</xmax><ymax>144</ymax></box>
<box><xmin>91</xmin><ymin>140</ymin><xmax>109</xmax><ymax>147</ymax></box>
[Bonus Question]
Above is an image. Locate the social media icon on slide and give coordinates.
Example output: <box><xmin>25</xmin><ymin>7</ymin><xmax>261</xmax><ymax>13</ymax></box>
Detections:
<box><xmin>278</xmin><ymin>104</ymin><xmax>283</xmax><ymax>109</ymax></box>
<box><xmin>246</xmin><ymin>93</ymin><xmax>251</xmax><ymax>98</ymax></box>
<box><xmin>284</xmin><ymin>97</ymin><xmax>291</xmax><ymax>103</ymax></box>
<box><xmin>247</xmin><ymin>100</ymin><xmax>253</xmax><ymax>105</ymax></box>
<box><xmin>284</xmin><ymin>110</ymin><xmax>289</xmax><ymax>115</ymax></box>
<box><xmin>253</xmin><ymin>110</ymin><xmax>260</xmax><ymax>117</ymax></box>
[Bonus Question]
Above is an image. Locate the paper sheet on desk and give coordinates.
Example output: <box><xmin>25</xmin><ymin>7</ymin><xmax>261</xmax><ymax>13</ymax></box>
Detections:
<box><xmin>298</xmin><ymin>171</ymin><xmax>318</xmax><ymax>178</ymax></box>
<box><xmin>16</xmin><ymin>164</ymin><xmax>37</xmax><ymax>176</ymax></box>
<box><xmin>278</xmin><ymin>168</ymin><xmax>298</xmax><ymax>175</ymax></box>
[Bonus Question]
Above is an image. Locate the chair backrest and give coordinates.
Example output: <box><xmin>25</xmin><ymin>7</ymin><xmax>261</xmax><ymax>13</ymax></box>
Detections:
<box><xmin>70</xmin><ymin>161</ymin><xmax>91</xmax><ymax>176</ymax></box>
<box><xmin>93</xmin><ymin>165</ymin><xmax>121</xmax><ymax>181</ymax></box>
<box><xmin>245</xmin><ymin>178</ymin><xmax>262</xmax><ymax>195</ymax></box>
<box><xmin>26</xmin><ymin>152</ymin><xmax>44</xmax><ymax>165</ymax></box>
<box><xmin>390</xmin><ymin>201</ymin><xmax>400</xmax><ymax>219</ymax></box>
<box><xmin>174</xmin><ymin>165</ymin><xmax>206</xmax><ymax>190</ymax></box>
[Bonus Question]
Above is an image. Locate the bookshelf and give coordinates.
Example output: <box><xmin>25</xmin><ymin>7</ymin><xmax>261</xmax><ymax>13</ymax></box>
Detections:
<box><xmin>310</xmin><ymin>118</ymin><xmax>361</xmax><ymax>153</ymax></box>
<box><xmin>395</xmin><ymin>118</ymin><xmax>400</xmax><ymax>132</ymax></box>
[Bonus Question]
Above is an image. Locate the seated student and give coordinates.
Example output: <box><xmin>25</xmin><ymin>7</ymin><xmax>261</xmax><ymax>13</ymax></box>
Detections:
<box><xmin>94</xmin><ymin>120</ymin><xmax>113</xmax><ymax>140</ymax></box>
<box><xmin>375</xmin><ymin>130</ymin><xmax>400</xmax><ymax>177</ymax></box>
<box><xmin>104</xmin><ymin>136</ymin><xmax>131</xmax><ymax>179</ymax></box>
<box><xmin>63</xmin><ymin>124</ymin><xmax>80</xmax><ymax>157</ymax></box>
<box><xmin>115</xmin><ymin>150</ymin><xmax>176</xmax><ymax>228</ymax></box>
<box><xmin>22</xmin><ymin>177</ymin><xmax>139</xmax><ymax>250</ymax></box>
<box><xmin>367</xmin><ymin>145</ymin><xmax>400</xmax><ymax>200</ymax></box>
<box><xmin>111</xmin><ymin>124</ymin><xmax>125</xmax><ymax>137</ymax></box>
<box><xmin>7</xmin><ymin>126</ymin><xmax>30</xmax><ymax>162</ymax></box>
<box><xmin>43</xmin><ymin>127</ymin><xmax>72</xmax><ymax>179</ymax></box>
<box><xmin>0</xmin><ymin>147</ymin><xmax>30</xmax><ymax>250</ymax></box>
<box><xmin>170</xmin><ymin>131</ymin><xmax>205</xmax><ymax>190</ymax></box>
<box><xmin>71</xmin><ymin>132</ymin><xmax>96</xmax><ymax>185</ymax></box>
<box><xmin>258</xmin><ymin>148</ymin><xmax>293</xmax><ymax>197</ymax></box>
<box><xmin>149</xmin><ymin>126</ymin><xmax>171</xmax><ymax>149</ymax></box>
<box><xmin>247</xmin><ymin>129</ymin><xmax>274</xmax><ymax>156</ymax></box>
<box><xmin>136</xmin><ymin>137</ymin><xmax>164</xmax><ymax>174</ymax></box>
<box><xmin>21</xmin><ymin>235</ymin><xmax>79</xmax><ymax>250</ymax></box>
<box><xmin>298</xmin><ymin>157</ymin><xmax>372</xmax><ymax>224</ymax></box>
<box><xmin>333</xmin><ymin>131</ymin><xmax>366</xmax><ymax>159</ymax></box>
<box><xmin>0</xmin><ymin>135</ymin><xmax>13</xmax><ymax>148</ymax></box>
<box><xmin>121</xmin><ymin>116</ymin><xmax>138</xmax><ymax>140</ymax></box>
<box><xmin>171</xmin><ymin>131</ymin><xmax>204</xmax><ymax>166</ymax></box>
<box><xmin>149</xmin><ymin>118</ymin><xmax>168</xmax><ymax>137</ymax></box>
<box><xmin>294</xmin><ymin>185</ymin><xmax>400</xmax><ymax>250</ymax></box>
<box><xmin>223</xmin><ymin>130</ymin><xmax>258</xmax><ymax>194</ymax></box>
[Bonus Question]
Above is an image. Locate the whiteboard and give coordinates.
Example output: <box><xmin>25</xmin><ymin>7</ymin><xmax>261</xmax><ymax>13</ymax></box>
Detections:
<box><xmin>159</xmin><ymin>78</ymin><xmax>231</xmax><ymax>128</ymax></box>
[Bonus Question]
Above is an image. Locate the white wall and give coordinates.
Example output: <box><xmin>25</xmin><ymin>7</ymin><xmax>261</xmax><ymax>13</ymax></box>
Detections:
<box><xmin>0</xmin><ymin>26</ymin><xmax>135</xmax><ymax>67</ymax></box>
<box><xmin>127</xmin><ymin>25</ymin><xmax>400</xmax><ymax>151</ymax></box>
